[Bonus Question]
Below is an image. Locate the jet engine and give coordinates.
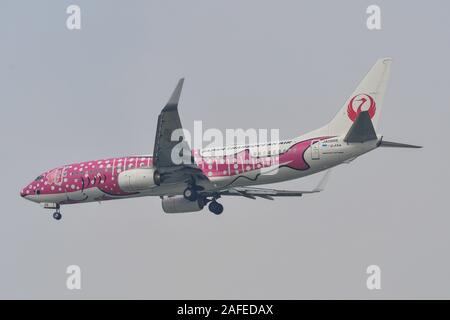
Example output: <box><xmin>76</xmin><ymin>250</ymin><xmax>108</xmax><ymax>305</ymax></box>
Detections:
<box><xmin>161</xmin><ymin>196</ymin><xmax>205</xmax><ymax>213</ymax></box>
<box><xmin>118</xmin><ymin>168</ymin><xmax>157</xmax><ymax>192</ymax></box>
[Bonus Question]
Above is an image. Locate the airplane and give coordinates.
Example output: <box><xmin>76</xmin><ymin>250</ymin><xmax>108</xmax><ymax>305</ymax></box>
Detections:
<box><xmin>20</xmin><ymin>58</ymin><xmax>421</xmax><ymax>220</ymax></box>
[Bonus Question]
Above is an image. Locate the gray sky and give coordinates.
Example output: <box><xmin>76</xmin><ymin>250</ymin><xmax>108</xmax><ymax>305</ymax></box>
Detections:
<box><xmin>1</xmin><ymin>0</ymin><xmax>449</xmax><ymax>299</ymax></box>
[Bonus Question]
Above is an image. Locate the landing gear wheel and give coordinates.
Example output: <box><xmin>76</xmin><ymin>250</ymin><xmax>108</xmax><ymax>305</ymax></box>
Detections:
<box><xmin>208</xmin><ymin>201</ymin><xmax>224</xmax><ymax>215</ymax></box>
<box><xmin>183</xmin><ymin>187</ymin><xmax>198</xmax><ymax>201</ymax></box>
<box><xmin>53</xmin><ymin>211</ymin><xmax>62</xmax><ymax>220</ymax></box>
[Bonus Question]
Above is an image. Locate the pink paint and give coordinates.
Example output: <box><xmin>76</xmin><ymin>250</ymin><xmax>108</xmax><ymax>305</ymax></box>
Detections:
<box><xmin>20</xmin><ymin>137</ymin><xmax>330</xmax><ymax>201</ymax></box>
<box><xmin>20</xmin><ymin>156</ymin><xmax>153</xmax><ymax>200</ymax></box>
<box><xmin>193</xmin><ymin>137</ymin><xmax>330</xmax><ymax>177</ymax></box>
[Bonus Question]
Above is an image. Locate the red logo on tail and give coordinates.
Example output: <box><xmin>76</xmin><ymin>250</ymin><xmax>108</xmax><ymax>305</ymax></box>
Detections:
<box><xmin>347</xmin><ymin>94</ymin><xmax>376</xmax><ymax>122</ymax></box>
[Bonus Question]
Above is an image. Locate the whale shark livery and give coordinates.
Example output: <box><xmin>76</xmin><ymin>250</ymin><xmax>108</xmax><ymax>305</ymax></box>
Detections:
<box><xmin>20</xmin><ymin>58</ymin><xmax>421</xmax><ymax>220</ymax></box>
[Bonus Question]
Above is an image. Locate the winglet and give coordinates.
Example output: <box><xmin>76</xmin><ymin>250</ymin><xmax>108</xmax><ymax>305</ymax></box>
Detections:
<box><xmin>312</xmin><ymin>170</ymin><xmax>331</xmax><ymax>192</ymax></box>
<box><xmin>164</xmin><ymin>78</ymin><xmax>184</xmax><ymax>111</ymax></box>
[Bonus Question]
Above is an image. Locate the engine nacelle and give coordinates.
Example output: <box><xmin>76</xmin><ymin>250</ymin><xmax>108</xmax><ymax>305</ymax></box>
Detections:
<box><xmin>118</xmin><ymin>168</ymin><xmax>157</xmax><ymax>192</ymax></box>
<box><xmin>161</xmin><ymin>196</ymin><xmax>205</xmax><ymax>213</ymax></box>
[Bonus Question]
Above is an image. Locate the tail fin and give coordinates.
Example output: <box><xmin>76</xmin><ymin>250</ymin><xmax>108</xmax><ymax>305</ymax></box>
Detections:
<box><xmin>325</xmin><ymin>58</ymin><xmax>392</xmax><ymax>135</ymax></box>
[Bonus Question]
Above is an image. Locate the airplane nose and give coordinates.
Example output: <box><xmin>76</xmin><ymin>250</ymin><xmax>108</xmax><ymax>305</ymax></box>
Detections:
<box><xmin>20</xmin><ymin>185</ymin><xmax>32</xmax><ymax>198</ymax></box>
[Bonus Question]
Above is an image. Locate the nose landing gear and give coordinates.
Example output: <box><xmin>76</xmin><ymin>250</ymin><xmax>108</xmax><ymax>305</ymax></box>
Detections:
<box><xmin>51</xmin><ymin>205</ymin><xmax>62</xmax><ymax>221</ymax></box>
<box><xmin>183</xmin><ymin>184</ymin><xmax>224</xmax><ymax>215</ymax></box>
<box><xmin>52</xmin><ymin>209</ymin><xmax>62</xmax><ymax>220</ymax></box>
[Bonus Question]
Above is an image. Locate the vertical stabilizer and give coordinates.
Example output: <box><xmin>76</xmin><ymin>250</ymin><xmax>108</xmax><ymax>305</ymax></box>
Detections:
<box><xmin>323</xmin><ymin>58</ymin><xmax>392</xmax><ymax>136</ymax></box>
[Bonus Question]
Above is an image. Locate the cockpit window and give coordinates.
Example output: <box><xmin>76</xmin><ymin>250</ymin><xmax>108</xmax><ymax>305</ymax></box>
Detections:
<box><xmin>34</xmin><ymin>175</ymin><xmax>43</xmax><ymax>181</ymax></box>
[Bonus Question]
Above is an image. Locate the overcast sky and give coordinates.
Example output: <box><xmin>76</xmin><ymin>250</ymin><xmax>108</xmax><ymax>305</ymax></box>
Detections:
<box><xmin>0</xmin><ymin>0</ymin><xmax>449</xmax><ymax>299</ymax></box>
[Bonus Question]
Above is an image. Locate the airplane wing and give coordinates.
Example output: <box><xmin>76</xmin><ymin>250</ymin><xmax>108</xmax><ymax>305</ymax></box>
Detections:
<box><xmin>153</xmin><ymin>78</ymin><xmax>187</xmax><ymax>168</ymax></box>
<box><xmin>210</xmin><ymin>170</ymin><xmax>331</xmax><ymax>200</ymax></box>
<box><xmin>153</xmin><ymin>79</ymin><xmax>209</xmax><ymax>185</ymax></box>
<box><xmin>219</xmin><ymin>187</ymin><xmax>304</xmax><ymax>200</ymax></box>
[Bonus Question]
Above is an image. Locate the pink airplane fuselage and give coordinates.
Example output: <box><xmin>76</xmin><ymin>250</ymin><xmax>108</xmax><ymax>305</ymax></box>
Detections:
<box><xmin>20</xmin><ymin>136</ymin><xmax>341</xmax><ymax>205</ymax></box>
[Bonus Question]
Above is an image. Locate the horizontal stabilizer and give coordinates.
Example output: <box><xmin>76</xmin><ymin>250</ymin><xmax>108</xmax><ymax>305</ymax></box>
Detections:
<box><xmin>344</xmin><ymin>111</ymin><xmax>377</xmax><ymax>143</ymax></box>
<box><xmin>378</xmin><ymin>140</ymin><xmax>422</xmax><ymax>148</ymax></box>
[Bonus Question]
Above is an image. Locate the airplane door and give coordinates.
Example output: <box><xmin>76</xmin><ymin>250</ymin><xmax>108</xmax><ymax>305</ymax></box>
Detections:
<box><xmin>33</xmin><ymin>188</ymin><xmax>41</xmax><ymax>202</ymax></box>
<box><xmin>311</xmin><ymin>140</ymin><xmax>320</xmax><ymax>160</ymax></box>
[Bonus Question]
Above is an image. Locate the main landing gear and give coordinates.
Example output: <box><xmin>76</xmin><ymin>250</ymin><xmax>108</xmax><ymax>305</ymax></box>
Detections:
<box><xmin>183</xmin><ymin>186</ymin><xmax>224</xmax><ymax>215</ymax></box>
<box><xmin>208</xmin><ymin>200</ymin><xmax>223</xmax><ymax>215</ymax></box>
